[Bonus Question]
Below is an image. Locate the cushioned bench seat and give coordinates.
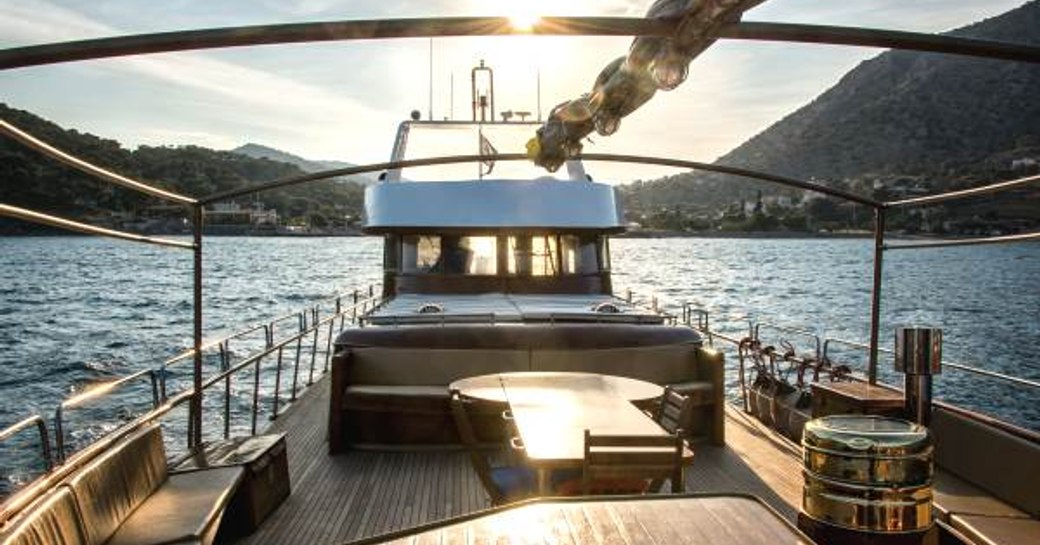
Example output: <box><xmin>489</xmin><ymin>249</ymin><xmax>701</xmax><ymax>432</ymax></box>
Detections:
<box><xmin>330</xmin><ymin>324</ymin><xmax>725</xmax><ymax>450</ymax></box>
<box><xmin>930</xmin><ymin>405</ymin><xmax>1040</xmax><ymax>545</ymax></box>
<box><xmin>66</xmin><ymin>425</ymin><xmax>244</xmax><ymax>545</ymax></box>
<box><xmin>0</xmin><ymin>488</ymin><xmax>84</xmax><ymax>545</ymax></box>
<box><xmin>949</xmin><ymin>515</ymin><xmax>1040</xmax><ymax>545</ymax></box>
<box><xmin>932</xmin><ymin>471</ymin><xmax>1029</xmax><ymax>521</ymax></box>
<box><xmin>106</xmin><ymin>467</ymin><xmax>243</xmax><ymax>545</ymax></box>
<box><xmin>1</xmin><ymin>424</ymin><xmax>245</xmax><ymax>545</ymax></box>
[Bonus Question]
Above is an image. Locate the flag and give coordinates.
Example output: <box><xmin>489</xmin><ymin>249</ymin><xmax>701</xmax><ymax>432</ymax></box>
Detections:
<box><xmin>479</xmin><ymin>129</ymin><xmax>497</xmax><ymax>177</ymax></box>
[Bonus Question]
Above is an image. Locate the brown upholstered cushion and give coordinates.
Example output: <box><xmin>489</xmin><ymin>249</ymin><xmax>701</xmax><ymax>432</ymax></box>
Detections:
<box><xmin>106</xmin><ymin>467</ymin><xmax>243</xmax><ymax>545</ymax></box>
<box><xmin>67</xmin><ymin>425</ymin><xmax>167</xmax><ymax>545</ymax></box>
<box><xmin>344</xmin><ymin>385</ymin><xmax>448</xmax><ymax>398</ymax></box>
<box><xmin>530</xmin><ymin>345</ymin><xmax>697</xmax><ymax>385</ymax></box>
<box><xmin>950</xmin><ymin>514</ymin><xmax>1040</xmax><ymax>545</ymax></box>
<box><xmin>348</xmin><ymin>348</ymin><xmax>529</xmax><ymax>385</ymax></box>
<box><xmin>0</xmin><ymin>488</ymin><xmax>85</xmax><ymax>545</ymax></box>
<box><xmin>336</xmin><ymin>324</ymin><xmax>701</xmax><ymax>351</ymax></box>
<box><xmin>933</xmin><ymin>471</ymin><xmax>1029</xmax><ymax>521</ymax></box>
<box><xmin>931</xmin><ymin>407</ymin><xmax>1040</xmax><ymax>516</ymax></box>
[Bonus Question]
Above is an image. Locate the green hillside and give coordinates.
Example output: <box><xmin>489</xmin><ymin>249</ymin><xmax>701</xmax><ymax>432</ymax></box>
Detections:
<box><xmin>621</xmin><ymin>1</ymin><xmax>1040</xmax><ymax>234</ymax></box>
<box><xmin>0</xmin><ymin>103</ymin><xmax>365</xmax><ymax>234</ymax></box>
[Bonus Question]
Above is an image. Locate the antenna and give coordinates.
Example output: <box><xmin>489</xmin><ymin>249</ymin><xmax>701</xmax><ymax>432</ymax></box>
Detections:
<box><xmin>537</xmin><ymin>69</ymin><xmax>542</xmax><ymax>121</ymax></box>
<box><xmin>471</xmin><ymin>60</ymin><xmax>494</xmax><ymax>122</ymax></box>
<box><xmin>427</xmin><ymin>38</ymin><xmax>433</xmax><ymax>121</ymax></box>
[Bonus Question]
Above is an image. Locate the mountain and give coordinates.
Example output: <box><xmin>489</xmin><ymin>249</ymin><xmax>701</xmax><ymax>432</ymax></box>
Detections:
<box><xmin>231</xmin><ymin>143</ymin><xmax>376</xmax><ymax>184</ymax></box>
<box><xmin>623</xmin><ymin>1</ymin><xmax>1040</xmax><ymax>216</ymax></box>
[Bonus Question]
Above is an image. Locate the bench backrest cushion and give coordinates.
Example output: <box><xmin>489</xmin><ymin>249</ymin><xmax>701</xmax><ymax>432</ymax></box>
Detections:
<box><xmin>0</xmin><ymin>488</ymin><xmax>85</xmax><ymax>545</ymax></box>
<box><xmin>66</xmin><ymin>424</ymin><xmax>167</xmax><ymax>545</ymax></box>
<box><xmin>931</xmin><ymin>406</ymin><xmax>1040</xmax><ymax>516</ymax></box>
<box><xmin>531</xmin><ymin>344</ymin><xmax>698</xmax><ymax>385</ymax></box>
<box><xmin>348</xmin><ymin>348</ymin><xmax>529</xmax><ymax>385</ymax></box>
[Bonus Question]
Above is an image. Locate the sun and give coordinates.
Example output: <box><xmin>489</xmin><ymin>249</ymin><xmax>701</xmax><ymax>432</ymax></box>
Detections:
<box><xmin>504</xmin><ymin>1</ymin><xmax>546</xmax><ymax>32</ymax></box>
<box><xmin>508</xmin><ymin>12</ymin><xmax>540</xmax><ymax>32</ymax></box>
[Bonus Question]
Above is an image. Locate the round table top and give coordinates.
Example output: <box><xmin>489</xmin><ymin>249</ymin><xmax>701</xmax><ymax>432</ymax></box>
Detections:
<box><xmin>450</xmin><ymin>371</ymin><xmax>663</xmax><ymax>404</ymax></box>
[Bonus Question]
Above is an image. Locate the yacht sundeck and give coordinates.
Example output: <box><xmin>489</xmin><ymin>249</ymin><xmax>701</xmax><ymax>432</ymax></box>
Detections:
<box><xmin>1</xmin><ymin>3</ymin><xmax>1039</xmax><ymax>545</ymax></box>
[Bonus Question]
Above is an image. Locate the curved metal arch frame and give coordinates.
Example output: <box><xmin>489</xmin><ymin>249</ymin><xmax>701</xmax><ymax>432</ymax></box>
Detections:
<box><xmin>2</xmin><ymin>18</ymin><xmax>1040</xmax><ymax>70</ymax></box>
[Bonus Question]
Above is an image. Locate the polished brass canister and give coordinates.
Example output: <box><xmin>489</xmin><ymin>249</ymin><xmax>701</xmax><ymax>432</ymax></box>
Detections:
<box><xmin>802</xmin><ymin>415</ymin><xmax>933</xmax><ymax>532</ymax></box>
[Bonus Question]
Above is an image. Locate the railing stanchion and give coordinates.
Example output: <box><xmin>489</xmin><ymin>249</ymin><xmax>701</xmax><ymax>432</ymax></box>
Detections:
<box><xmin>291</xmin><ymin>331</ymin><xmax>303</xmax><ymax>402</ymax></box>
<box><xmin>308</xmin><ymin>317</ymin><xmax>319</xmax><ymax>386</ymax></box>
<box><xmin>251</xmin><ymin>357</ymin><xmax>262</xmax><ymax>435</ymax></box>
<box><xmin>220</xmin><ymin>340</ymin><xmax>231</xmax><ymax>439</ymax></box>
<box><xmin>273</xmin><ymin>347</ymin><xmax>284</xmax><ymax>418</ymax></box>
<box><xmin>52</xmin><ymin>408</ymin><xmax>65</xmax><ymax>464</ymax></box>
<box><xmin>190</xmin><ymin>203</ymin><xmax>204</xmax><ymax>450</ymax></box>
<box><xmin>325</xmin><ymin>320</ymin><xmax>336</xmax><ymax>373</ymax></box>
<box><xmin>867</xmin><ymin>207</ymin><xmax>886</xmax><ymax>385</ymax></box>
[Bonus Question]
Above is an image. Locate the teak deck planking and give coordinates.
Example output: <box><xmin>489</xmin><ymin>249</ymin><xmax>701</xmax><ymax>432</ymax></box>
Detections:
<box><xmin>355</xmin><ymin>496</ymin><xmax>809</xmax><ymax>545</ymax></box>
<box><xmin>232</xmin><ymin>375</ymin><xmax>804</xmax><ymax>545</ymax></box>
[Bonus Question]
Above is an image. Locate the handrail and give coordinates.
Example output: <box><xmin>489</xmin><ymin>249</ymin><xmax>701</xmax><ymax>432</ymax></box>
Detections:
<box><xmin>0</xmin><ymin>120</ymin><xmax>196</xmax><ymax>205</ymax></box>
<box><xmin>885</xmin><ymin>173</ymin><xmax>1040</xmax><ymax>208</ymax></box>
<box><xmin>718</xmin><ymin>22</ymin><xmax>1040</xmax><ymax>64</ymax></box>
<box><xmin>0</xmin><ymin>416</ymin><xmax>53</xmax><ymax>472</ymax></box>
<box><xmin>0</xmin><ymin>204</ymin><xmax>194</xmax><ymax>250</ymax></box>
<box><xmin>685</xmin><ymin>306</ymin><xmax>1040</xmax><ymax>394</ymax></box>
<box><xmin>822</xmin><ymin>336</ymin><xmax>1040</xmax><ymax>391</ymax></box>
<box><xmin>192</xmin><ymin>292</ymin><xmax>383</xmax><ymax>435</ymax></box>
<box><xmin>884</xmin><ymin>231</ymin><xmax>1040</xmax><ymax>250</ymax></box>
<box><xmin>3</xmin><ymin>18</ymin><xmax>1040</xmax><ymax>71</ymax></box>
<box><xmin>0</xmin><ymin>389</ymin><xmax>192</xmax><ymax>524</ymax></box>
<box><xmin>53</xmin><ymin>369</ymin><xmax>159</xmax><ymax>463</ymax></box>
<box><xmin>2</xmin><ymin>284</ymin><xmax>379</xmax><ymax>508</ymax></box>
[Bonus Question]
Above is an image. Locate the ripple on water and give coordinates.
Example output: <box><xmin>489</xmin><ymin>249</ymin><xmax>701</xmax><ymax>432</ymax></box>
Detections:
<box><xmin>0</xmin><ymin>236</ymin><xmax>1037</xmax><ymax>439</ymax></box>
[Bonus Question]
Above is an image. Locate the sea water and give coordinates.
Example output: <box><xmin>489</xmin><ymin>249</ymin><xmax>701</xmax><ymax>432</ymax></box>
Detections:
<box><xmin>1</xmin><ymin>236</ymin><xmax>1037</xmax><ymax>491</ymax></box>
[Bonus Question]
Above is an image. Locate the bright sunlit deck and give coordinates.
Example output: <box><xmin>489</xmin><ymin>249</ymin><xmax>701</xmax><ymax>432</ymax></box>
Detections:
<box><xmin>232</xmin><ymin>375</ymin><xmax>803</xmax><ymax>545</ymax></box>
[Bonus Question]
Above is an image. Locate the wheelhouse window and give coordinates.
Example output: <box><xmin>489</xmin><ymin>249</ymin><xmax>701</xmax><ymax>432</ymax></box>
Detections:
<box><xmin>399</xmin><ymin>234</ymin><xmax>606</xmax><ymax>276</ymax></box>
<box><xmin>401</xmin><ymin>235</ymin><xmax>497</xmax><ymax>275</ymax></box>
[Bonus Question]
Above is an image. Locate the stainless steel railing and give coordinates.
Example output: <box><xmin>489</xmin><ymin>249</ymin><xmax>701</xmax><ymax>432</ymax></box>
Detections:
<box><xmin>0</xmin><ymin>416</ymin><xmax>52</xmax><ymax>473</ymax></box>
<box><xmin>682</xmin><ymin>304</ymin><xmax>1040</xmax><ymax>421</ymax></box>
<box><xmin>0</xmin><ymin>284</ymin><xmax>382</xmax><ymax>503</ymax></box>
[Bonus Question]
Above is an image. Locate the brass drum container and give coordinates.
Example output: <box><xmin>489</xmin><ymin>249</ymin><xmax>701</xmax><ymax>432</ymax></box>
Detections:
<box><xmin>802</xmin><ymin>415</ymin><xmax>933</xmax><ymax>532</ymax></box>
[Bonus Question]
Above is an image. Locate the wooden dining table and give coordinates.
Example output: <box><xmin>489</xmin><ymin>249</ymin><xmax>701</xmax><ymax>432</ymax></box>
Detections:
<box><xmin>450</xmin><ymin>371</ymin><xmax>694</xmax><ymax>493</ymax></box>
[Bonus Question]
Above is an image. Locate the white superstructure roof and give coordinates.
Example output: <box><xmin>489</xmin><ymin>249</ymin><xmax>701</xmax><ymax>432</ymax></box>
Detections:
<box><xmin>363</xmin><ymin>179</ymin><xmax>624</xmax><ymax>232</ymax></box>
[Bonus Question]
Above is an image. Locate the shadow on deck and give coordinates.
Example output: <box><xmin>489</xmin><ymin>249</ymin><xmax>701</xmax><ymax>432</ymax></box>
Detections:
<box><xmin>233</xmin><ymin>376</ymin><xmax>803</xmax><ymax>545</ymax></box>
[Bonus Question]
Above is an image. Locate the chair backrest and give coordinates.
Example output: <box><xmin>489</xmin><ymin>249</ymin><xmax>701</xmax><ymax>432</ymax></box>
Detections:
<box><xmin>449</xmin><ymin>389</ymin><xmax>505</xmax><ymax>504</ymax></box>
<box><xmin>655</xmin><ymin>386</ymin><xmax>690</xmax><ymax>434</ymax></box>
<box><xmin>582</xmin><ymin>430</ymin><xmax>683</xmax><ymax>494</ymax></box>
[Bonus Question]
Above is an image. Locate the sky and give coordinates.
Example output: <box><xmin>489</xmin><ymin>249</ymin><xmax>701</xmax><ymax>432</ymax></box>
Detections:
<box><xmin>0</xmin><ymin>0</ymin><xmax>1030</xmax><ymax>183</ymax></box>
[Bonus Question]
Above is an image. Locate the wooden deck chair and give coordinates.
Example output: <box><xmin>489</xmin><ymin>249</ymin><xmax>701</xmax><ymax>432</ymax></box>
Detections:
<box><xmin>581</xmin><ymin>430</ymin><xmax>684</xmax><ymax>495</ymax></box>
<box><xmin>449</xmin><ymin>389</ymin><xmax>535</xmax><ymax>505</ymax></box>
<box><xmin>655</xmin><ymin>386</ymin><xmax>692</xmax><ymax>435</ymax></box>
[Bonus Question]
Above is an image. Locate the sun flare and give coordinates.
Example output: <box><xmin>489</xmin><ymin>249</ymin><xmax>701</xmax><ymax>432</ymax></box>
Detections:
<box><xmin>504</xmin><ymin>1</ymin><xmax>547</xmax><ymax>32</ymax></box>
<box><xmin>508</xmin><ymin>12</ymin><xmax>540</xmax><ymax>32</ymax></box>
